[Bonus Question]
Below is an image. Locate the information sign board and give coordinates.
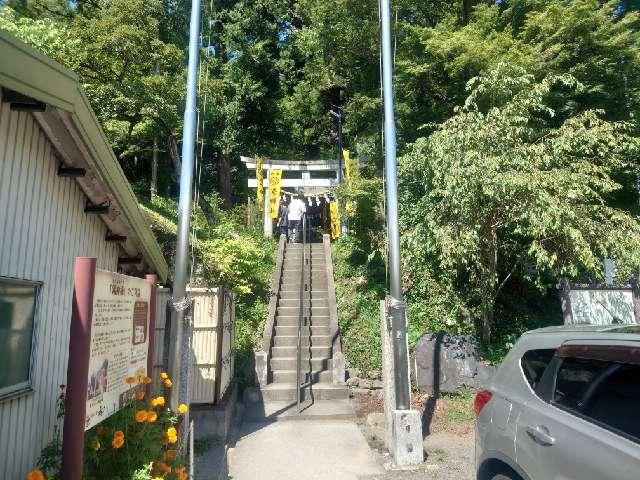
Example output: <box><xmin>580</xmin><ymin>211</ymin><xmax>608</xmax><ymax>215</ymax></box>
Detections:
<box><xmin>569</xmin><ymin>288</ymin><xmax>636</xmax><ymax>325</ymax></box>
<box><xmin>85</xmin><ymin>270</ymin><xmax>151</xmax><ymax>430</ymax></box>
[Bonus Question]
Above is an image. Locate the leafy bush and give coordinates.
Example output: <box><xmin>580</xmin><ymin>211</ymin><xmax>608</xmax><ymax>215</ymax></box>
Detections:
<box><xmin>333</xmin><ymin>236</ymin><xmax>385</xmax><ymax>376</ymax></box>
<box><xmin>140</xmin><ymin>194</ymin><xmax>275</xmax><ymax>386</ymax></box>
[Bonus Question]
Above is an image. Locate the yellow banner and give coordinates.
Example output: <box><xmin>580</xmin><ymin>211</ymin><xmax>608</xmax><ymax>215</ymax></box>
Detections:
<box><xmin>330</xmin><ymin>201</ymin><xmax>340</xmax><ymax>240</ymax></box>
<box><xmin>343</xmin><ymin>149</ymin><xmax>351</xmax><ymax>184</ymax></box>
<box><xmin>256</xmin><ymin>156</ymin><xmax>264</xmax><ymax>212</ymax></box>
<box><xmin>269</xmin><ymin>169</ymin><xmax>283</xmax><ymax>219</ymax></box>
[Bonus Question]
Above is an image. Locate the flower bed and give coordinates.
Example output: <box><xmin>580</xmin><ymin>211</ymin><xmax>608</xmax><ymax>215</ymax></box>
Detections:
<box><xmin>30</xmin><ymin>373</ymin><xmax>190</xmax><ymax>480</ymax></box>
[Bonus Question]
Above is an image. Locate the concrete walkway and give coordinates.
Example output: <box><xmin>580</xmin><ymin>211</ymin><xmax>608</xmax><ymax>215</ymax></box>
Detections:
<box><xmin>227</xmin><ymin>420</ymin><xmax>385</xmax><ymax>480</ymax></box>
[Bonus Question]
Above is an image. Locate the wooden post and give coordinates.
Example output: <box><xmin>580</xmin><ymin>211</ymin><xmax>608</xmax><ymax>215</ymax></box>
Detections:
<box><xmin>146</xmin><ymin>274</ymin><xmax>158</xmax><ymax>395</ymax></box>
<box><xmin>630</xmin><ymin>279</ymin><xmax>640</xmax><ymax>324</ymax></box>
<box><xmin>61</xmin><ymin>257</ymin><xmax>97</xmax><ymax>480</ymax></box>
<box><xmin>559</xmin><ymin>278</ymin><xmax>573</xmax><ymax>325</ymax></box>
<box><xmin>214</xmin><ymin>287</ymin><xmax>225</xmax><ymax>404</ymax></box>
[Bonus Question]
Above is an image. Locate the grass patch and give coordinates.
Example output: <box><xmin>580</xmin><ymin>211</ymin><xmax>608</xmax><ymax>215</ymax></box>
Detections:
<box><xmin>440</xmin><ymin>390</ymin><xmax>475</xmax><ymax>425</ymax></box>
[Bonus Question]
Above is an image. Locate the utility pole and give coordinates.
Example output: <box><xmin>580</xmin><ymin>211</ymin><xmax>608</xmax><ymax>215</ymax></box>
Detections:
<box><xmin>168</xmin><ymin>0</ymin><xmax>201</xmax><ymax>415</ymax></box>
<box><xmin>330</xmin><ymin>109</ymin><xmax>343</xmax><ymax>185</ymax></box>
<box><xmin>379</xmin><ymin>0</ymin><xmax>423</xmax><ymax>466</ymax></box>
<box><xmin>330</xmin><ymin>108</ymin><xmax>346</xmax><ymax>233</ymax></box>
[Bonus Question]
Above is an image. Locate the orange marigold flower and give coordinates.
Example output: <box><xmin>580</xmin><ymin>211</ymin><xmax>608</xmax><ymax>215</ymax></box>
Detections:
<box><xmin>26</xmin><ymin>470</ymin><xmax>45</xmax><ymax>480</ymax></box>
<box><xmin>114</xmin><ymin>430</ymin><xmax>124</xmax><ymax>438</ymax></box>
<box><xmin>135</xmin><ymin>410</ymin><xmax>148</xmax><ymax>423</ymax></box>
<box><xmin>178</xmin><ymin>403</ymin><xmax>188</xmax><ymax>414</ymax></box>
<box><xmin>164</xmin><ymin>378</ymin><xmax>173</xmax><ymax>388</ymax></box>
<box><xmin>112</xmin><ymin>436</ymin><xmax>125</xmax><ymax>449</ymax></box>
<box><xmin>155</xmin><ymin>396</ymin><xmax>166</xmax><ymax>406</ymax></box>
<box><xmin>168</xmin><ymin>434</ymin><xmax>178</xmax><ymax>444</ymax></box>
<box><xmin>160</xmin><ymin>372</ymin><xmax>168</xmax><ymax>380</ymax></box>
<box><xmin>164</xmin><ymin>449</ymin><xmax>178</xmax><ymax>461</ymax></box>
<box><xmin>143</xmin><ymin>376</ymin><xmax>152</xmax><ymax>384</ymax></box>
<box><xmin>147</xmin><ymin>411</ymin><xmax>158</xmax><ymax>423</ymax></box>
<box><xmin>135</xmin><ymin>391</ymin><xmax>145</xmax><ymax>400</ymax></box>
<box><xmin>167</xmin><ymin>427</ymin><xmax>177</xmax><ymax>437</ymax></box>
<box><xmin>125</xmin><ymin>376</ymin><xmax>136</xmax><ymax>385</ymax></box>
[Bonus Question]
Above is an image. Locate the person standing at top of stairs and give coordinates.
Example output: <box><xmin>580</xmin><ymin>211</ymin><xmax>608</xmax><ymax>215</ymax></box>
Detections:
<box><xmin>287</xmin><ymin>193</ymin><xmax>306</xmax><ymax>242</ymax></box>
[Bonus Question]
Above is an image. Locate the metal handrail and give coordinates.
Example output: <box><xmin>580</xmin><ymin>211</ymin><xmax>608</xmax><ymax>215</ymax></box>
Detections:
<box><xmin>296</xmin><ymin>213</ymin><xmax>307</xmax><ymax>413</ymax></box>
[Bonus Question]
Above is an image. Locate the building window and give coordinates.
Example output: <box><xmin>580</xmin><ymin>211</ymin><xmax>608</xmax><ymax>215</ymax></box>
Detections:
<box><xmin>0</xmin><ymin>277</ymin><xmax>40</xmax><ymax>400</ymax></box>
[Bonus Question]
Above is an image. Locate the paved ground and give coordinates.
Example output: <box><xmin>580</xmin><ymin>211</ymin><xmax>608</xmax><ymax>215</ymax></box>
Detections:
<box><xmin>196</xmin><ymin>392</ymin><xmax>476</xmax><ymax>480</ymax></box>
<box><xmin>363</xmin><ymin>432</ymin><xmax>474</xmax><ymax>480</ymax></box>
<box><xmin>227</xmin><ymin>420</ymin><xmax>385</xmax><ymax>480</ymax></box>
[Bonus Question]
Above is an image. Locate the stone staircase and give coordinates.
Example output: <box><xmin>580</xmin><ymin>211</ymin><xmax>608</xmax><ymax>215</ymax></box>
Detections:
<box><xmin>245</xmin><ymin>238</ymin><xmax>350</xmax><ymax>420</ymax></box>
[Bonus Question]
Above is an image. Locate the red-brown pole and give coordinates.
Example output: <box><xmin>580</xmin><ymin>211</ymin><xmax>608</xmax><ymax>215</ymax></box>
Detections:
<box><xmin>62</xmin><ymin>257</ymin><xmax>97</xmax><ymax>480</ymax></box>
<box><xmin>145</xmin><ymin>273</ymin><xmax>158</xmax><ymax>396</ymax></box>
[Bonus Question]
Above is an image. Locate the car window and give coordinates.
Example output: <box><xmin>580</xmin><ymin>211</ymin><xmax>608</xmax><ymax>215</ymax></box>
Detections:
<box><xmin>521</xmin><ymin>349</ymin><xmax>555</xmax><ymax>390</ymax></box>
<box><xmin>554</xmin><ymin>357</ymin><xmax>640</xmax><ymax>442</ymax></box>
<box><xmin>554</xmin><ymin>357</ymin><xmax>608</xmax><ymax>410</ymax></box>
<box><xmin>587</xmin><ymin>363</ymin><xmax>640</xmax><ymax>441</ymax></box>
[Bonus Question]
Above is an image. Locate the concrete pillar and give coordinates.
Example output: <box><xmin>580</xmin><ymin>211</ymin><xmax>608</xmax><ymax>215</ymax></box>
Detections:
<box><xmin>381</xmin><ymin>300</ymin><xmax>396</xmax><ymax>451</ymax></box>
<box><xmin>381</xmin><ymin>298</ymin><xmax>424</xmax><ymax>466</ymax></box>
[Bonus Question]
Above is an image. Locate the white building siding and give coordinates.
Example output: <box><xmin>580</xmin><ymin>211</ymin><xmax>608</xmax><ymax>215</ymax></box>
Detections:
<box><xmin>0</xmin><ymin>101</ymin><xmax>120</xmax><ymax>479</ymax></box>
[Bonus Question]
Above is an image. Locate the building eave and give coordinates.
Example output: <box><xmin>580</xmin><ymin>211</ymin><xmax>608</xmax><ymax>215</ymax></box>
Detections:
<box><xmin>0</xmin><ymin>31</ymin><xmax>169</xmax><ymax>282</ymax></box>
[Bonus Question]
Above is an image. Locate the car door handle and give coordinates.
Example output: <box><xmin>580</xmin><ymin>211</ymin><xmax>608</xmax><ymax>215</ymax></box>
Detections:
<box><xmin>526</xmin><ymin>425</ymin><xmax>555</xmax><ymax>446</ymax></box>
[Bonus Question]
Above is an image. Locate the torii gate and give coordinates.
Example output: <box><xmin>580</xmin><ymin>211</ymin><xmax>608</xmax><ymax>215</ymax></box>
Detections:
<box><xmin>241</xmin><ymin>156</ymin><xmax>347</xmax><ymax>236</ymax></box>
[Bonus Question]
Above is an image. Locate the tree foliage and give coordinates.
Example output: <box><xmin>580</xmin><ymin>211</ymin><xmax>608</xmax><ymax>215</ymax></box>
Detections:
<box><xmin>400</xmin><ymin>63</ymin><xmax>640</xmax><ymax>340</ymax></box>
<box><xmin>4</xmin><ymin>0</ymin><xmax>640</xmax><ymax>356</ymax></box>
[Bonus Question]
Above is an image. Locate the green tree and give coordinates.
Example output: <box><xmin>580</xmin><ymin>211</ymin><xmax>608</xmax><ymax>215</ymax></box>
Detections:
<box><xmin>399</xmin><ymin>63</ymin><xmax>640</xmax><ymax>341</ymax></box>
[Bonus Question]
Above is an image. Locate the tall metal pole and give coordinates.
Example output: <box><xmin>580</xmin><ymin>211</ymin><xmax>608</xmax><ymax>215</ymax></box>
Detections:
<box><xmin>169</xmin><ymin>0</ymin><xmax>202</xmax><ymax>411</ymax></box>
<box><xmin>380</xmin><ymin>0</ymin><xmax>410</xmax><ymax>410</ymax></box>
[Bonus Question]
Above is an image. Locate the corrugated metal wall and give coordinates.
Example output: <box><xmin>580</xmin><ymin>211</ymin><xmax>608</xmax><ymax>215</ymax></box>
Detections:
<box><xmin>0</xmin><ymin>102</ymin><xmax>120</xmax><ymax>479</ymax></box>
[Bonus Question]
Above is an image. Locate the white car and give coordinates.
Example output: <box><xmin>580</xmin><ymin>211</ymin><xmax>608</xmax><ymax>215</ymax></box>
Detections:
<box><xmin>474</xmin><ymin>325</ymin><xmax>640</xmax><ymax>480</ymax></box>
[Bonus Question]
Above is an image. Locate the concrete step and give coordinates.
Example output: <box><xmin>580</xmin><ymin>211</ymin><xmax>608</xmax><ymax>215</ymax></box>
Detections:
<box><xmin>275</xmin><ymin>325</ymin><xmax>330</xmax><ymax>336</ymax></box>
<box><xmin>283</xmin><ymin>257</ymin><xmax>326</xmax><ymax>263</ymax></box>
<box><xmin>279</xmin><ymin>289</ymin><xmax>328</xmax><ymax>297</ymax></box>
<box><xmin>242</xmin><ymin>398</ymin><xmax>355</xmax><ymax>422</ymax></box>
<box><xmin>281</xmin><ymin>274</ymin><xmax>327</xmax><ymax>282</ymax></box>
<box><xmin>272</xmin><ymin>369</ymin><xmax>333</xmax><ymax>383</ymax></box>
<box><xmin>275</xmin><ymin>316</ymin><xmax>330</xmax><ymax>327</ymax></box>
<box><xmin>280</xmin><ymin>279</ymin><xmax>327</xmax><ymax>287</ymax></box>
<box><xmin>282</xmin><ymin>267</ymin><xmax>326</xmax><ymax>274</ymax></box>
<box><xmin>284</xmin><ymin>255</ymin><xmax>325</xmax><ymax>262</ymax></box>
<box><xmin>270</xmin><ymin>357</ymin><xmax>332</xmax><ymax>371</ymax></box>
<box><xmin>277</xmin><ymin>306</ymin><xmax>329</xmax><ymax>316</ymax></box>
<box><xmin>273</xmin><ymin>335</ymin><xmax>332</xmax><ymax>347</ymax></box>
<box><xmin>280</xmin><ymin>280</ymin><xmax>328</xmax><ymax>289</ymax></box>
<box><xmin>271</xmin><ymin>345</ymin><xmax>332</xmax><ymax>358</ymax></box>
<box><xmin>244</xmin><ymin>384</ymin><xmax>349</xmax><ymax>402</ymax></box>
<box><xmin>278</xmin><ymin>298</ymin><xmax>328</xmax><ymax>308</ymax></box>
<box><xmin>286</xmin><ymin>245</ymin><xmax>324</xmax><ymax>250</ymax></box>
